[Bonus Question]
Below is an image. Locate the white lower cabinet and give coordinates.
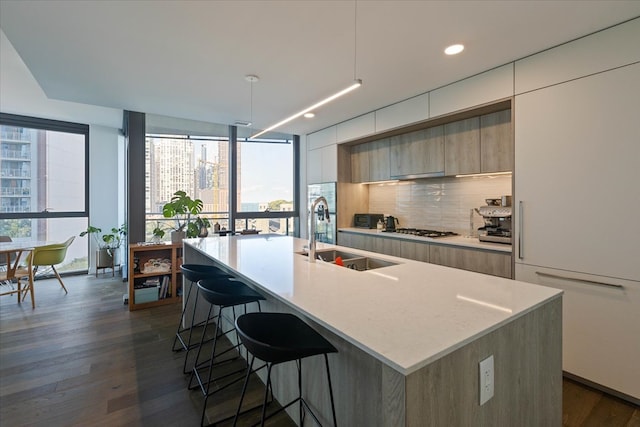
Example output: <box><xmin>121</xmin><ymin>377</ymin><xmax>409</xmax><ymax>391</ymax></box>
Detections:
<box><xmin>516</xmin><ymin>264</ymin><xmax>640</xmax><ymax>402</ymax></box>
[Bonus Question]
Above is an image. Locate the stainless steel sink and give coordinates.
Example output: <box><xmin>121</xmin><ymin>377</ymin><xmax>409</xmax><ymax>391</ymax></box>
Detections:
<box><xmin>297</xmin><ymin>249</ymin><xmax>398</xmax><ymax>271</ymax></box>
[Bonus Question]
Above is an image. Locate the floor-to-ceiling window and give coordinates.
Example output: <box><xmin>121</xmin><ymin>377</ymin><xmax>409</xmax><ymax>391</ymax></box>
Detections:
<box><xmin>145</xmin><ymin>133</ymin><xmax>232</xmax><ymax>237</ymax></box>
<box><xmin>143</xmin><ymin>114</ymin><xmax>298</xmax><ymax>240</ymax></box>
<box><xmin>0</xmin><ymin>113</ymin><xmax>89</xmax><ymax>272</ymax></box>
<box><xmin>233</xmin><ymin>133</ymin><xmax>298</xmax><ymax>236</ymax></box>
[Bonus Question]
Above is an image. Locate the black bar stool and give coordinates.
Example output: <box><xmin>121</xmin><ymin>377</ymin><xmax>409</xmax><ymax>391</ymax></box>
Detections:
<box><xmin>234</xmin><ymin>312</ymin><xmax>338</xmax><ymax>427</ymax></box>
<box><xmin>173</xmin><ymin>264</ymin><xmax>232</xmax><ymax>373</ymax></box>
<box><xmin>189</xmin><ymin>278</ymin><xmax>265</xmax><ymax>427</ymax></box>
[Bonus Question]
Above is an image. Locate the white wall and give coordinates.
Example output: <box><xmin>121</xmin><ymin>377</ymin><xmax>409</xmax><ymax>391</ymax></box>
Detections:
<box><xmin>1</xmin><ymin>29</ymin><xmax>124</xmax><ymax>273</ymax></box>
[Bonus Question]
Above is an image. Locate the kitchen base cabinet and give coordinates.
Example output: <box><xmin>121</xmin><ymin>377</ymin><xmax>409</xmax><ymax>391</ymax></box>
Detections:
<box><xmin>128</xmin><ymin>242</ymin><xmax>182</xmax><ymax>311</ymax></box>
<box><xmin>339</xmin><ymin>231</ymin><xmax>404</xmax><ymax>258</ymax></box>
<box><xmin>338</xmin><ymin>231</ymin><xmax>371</xmax><ymax>251</ymax></box>
<box><xmin>400</xmin><ymin>240</ymin><xmax>430</xmax><ymax>263</ymax></box>
<box><xmin>430</xmin><ymin>244</ymin><xmax>512</xmax><ymax>278</ymax></box>
<box><xmin>376</xmin><ymin>236</ymin><xmax>401</xmax><ymax>257</ymax></box>
<box><xmin>339</xmin><ymin>231</ymin><xmax>510</xmax><ymax>277</ymax></box>
<box><xmin>516</xmin><ymin>264</ymin><xmax>640</xmax><ymax>404</ymax></box>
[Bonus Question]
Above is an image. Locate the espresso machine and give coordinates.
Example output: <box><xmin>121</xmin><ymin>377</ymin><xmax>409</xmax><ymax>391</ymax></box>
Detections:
<box><xmin>475</xmin><ymin>197</ymin><xmax>512</xmax><ymax>244</ymax></box>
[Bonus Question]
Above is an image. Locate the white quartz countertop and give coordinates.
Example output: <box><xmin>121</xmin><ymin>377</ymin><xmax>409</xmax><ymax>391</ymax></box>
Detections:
<box><xmin>184</xmin><ymin>235</ymin><xmax>560</xmax><ymax>375</ymax></box>
<box><xmin>339</xmin><ymin>227</ymin><xmax>512</xmax><ymax>253</ymax></box>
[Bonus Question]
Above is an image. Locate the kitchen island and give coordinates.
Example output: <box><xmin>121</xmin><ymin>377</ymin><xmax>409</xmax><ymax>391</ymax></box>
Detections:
<box><xmin>183</xmin><ymin>234</ymin><xmax>562</xmax><ymax>426</ymax></box>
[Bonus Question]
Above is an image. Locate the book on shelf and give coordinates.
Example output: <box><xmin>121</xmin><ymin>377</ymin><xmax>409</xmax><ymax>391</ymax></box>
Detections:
<box><xmin>160</xmin><ymin>276</ymin><xmax>170</xmax><ymax>299</ymax></box>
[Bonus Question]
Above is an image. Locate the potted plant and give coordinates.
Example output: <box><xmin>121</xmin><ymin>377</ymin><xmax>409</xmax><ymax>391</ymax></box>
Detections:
<box><xmin>194</xmin><ymin>216</ymin><xmax>211</xmax><ymax>238</ymax></box>
<box><xmin>151</xmin><ymin>221</ymin><xmax>166</xmax><ymax>243</ymax></box>
<box><xmin>80</xmin><ymin>223</ymin><xmax>127</xmax><ymax>269</ymax></box>
<box><xmin>161</xmin><ymin>190</ymin><xmax>204</xmax><ymax>242</ymax></box>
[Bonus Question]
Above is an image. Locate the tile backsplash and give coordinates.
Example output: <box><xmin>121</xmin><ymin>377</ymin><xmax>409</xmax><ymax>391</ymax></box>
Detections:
<box><xmin>368</xmin><ymin>175</ymin><xmax>512</xmax><ymax>236</ymax></box>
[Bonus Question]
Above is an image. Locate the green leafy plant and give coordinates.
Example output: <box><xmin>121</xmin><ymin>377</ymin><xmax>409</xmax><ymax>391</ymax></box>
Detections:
<box><xmin>194</xmin><ymin>216</ymin><xmax>210</xmax><ymax>230</ymax></box>
<box><xmin>162</xmin><ymin>190</ymin><xmax>204</xmax><ymax>238</ymax></box>
<box><xmin>80</xmin><ymin>223</ymin><xmax>127</xmax><ymax>253</ymax></box>
<box><xmin>152</xmin><ymin>221</ymin><xmax>166</xmax><ymax>240</ymax></box>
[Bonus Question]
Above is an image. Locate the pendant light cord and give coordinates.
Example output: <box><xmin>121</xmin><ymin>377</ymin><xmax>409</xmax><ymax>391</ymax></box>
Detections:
<box><xmin>353</xmin><ymin>0</ymin><xmax>358</xmax><ymax>80</ymax></box>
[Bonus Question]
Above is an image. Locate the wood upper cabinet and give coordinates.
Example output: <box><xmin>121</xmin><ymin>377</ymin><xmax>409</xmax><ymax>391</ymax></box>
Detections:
<box><xmin>389</xmin><ymin>126</ymin><xmax>444</xmax><ymax>178</ymax></box>
<box><xmin>349</xmin><ymin>107</ymin><xmax>511</xmax><ymax>181</ymax></box>
<box><xmin>351</xmin><ymin>138</ymin><xmax>390</xmax><ymax>183</ymax></box>
<box><xmin>444</xmin><ymin>117</ymin><xmax>481</xmax><ymax>175</ymax></box>
<box><xmin>480</xmin><ymin>109</ymin><xmax>513</xmax><ymax>173</ymax></box>
<box><xmin>369</xmin><ymin>138</ymin><xmax>390</xmax><ymax>182</ymax></box>
<box><xmin>350</xmin><ymin>143</ymin><xmax>370</xmax><ymax>183</ymax></box>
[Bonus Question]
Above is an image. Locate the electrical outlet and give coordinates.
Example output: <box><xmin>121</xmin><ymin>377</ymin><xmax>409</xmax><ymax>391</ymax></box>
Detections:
<box><xmin>479</xmin><ymin>355</ymin><xmax>494</xmax><ymax>405</ymax></box>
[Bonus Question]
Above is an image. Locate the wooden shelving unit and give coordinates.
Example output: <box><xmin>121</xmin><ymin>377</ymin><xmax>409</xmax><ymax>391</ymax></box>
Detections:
<box><xmin>128</xmin><ymin>242</ymin><xmax>182</xmax><ymax>311</ymax></box>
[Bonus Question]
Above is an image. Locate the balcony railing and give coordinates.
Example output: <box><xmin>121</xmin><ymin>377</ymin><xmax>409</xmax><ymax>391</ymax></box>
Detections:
<box><xmin>1</xmin><ymin>149</ymin><xmax>31</xmax><ymax>159</ymax></box>
<box><xmin>0</xmin><ymin>169</ymin><xmax>31</xmax><ymax>178</ymax></box>
<box><xmin>0</xmin><ymin>126</ymin><xmax>34</xmax><ymax>140</ymax></box>
<box><xmin>0</xmin><ymin>187</ymin><xmax>31</xmax><ymax>196</ymax></box>
<box><xmin>0</xmin><ymin>206</ymin><xmax>30</xmax><ymax>213</ymax></box>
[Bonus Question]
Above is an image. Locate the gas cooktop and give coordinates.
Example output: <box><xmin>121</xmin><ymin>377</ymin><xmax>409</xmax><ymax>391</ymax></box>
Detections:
<box><xmin>386</xmin><ymin>228</ymin><xmax>459</xmax><ymax>238</ymax></box>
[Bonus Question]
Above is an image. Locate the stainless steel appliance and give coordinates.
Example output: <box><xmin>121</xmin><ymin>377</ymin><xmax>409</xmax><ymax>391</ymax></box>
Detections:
<box><xmin>475</xmin><ymin>204</ymin><xmax>512</xmax><ymax>244</ymax></box>
<box><xmin>386</xmin><ymin>228</ymin><xmax>458</xmax><ymax>238</ymax></box>
<box><xmin>353</xmin><ymin>213</ymin><xmax>384</xmax><ymax>229</ymax></box>
<box><xmin>308</xmin><ymin>182</ymin><xmax>337</xmax><ymax>244</ymax></box>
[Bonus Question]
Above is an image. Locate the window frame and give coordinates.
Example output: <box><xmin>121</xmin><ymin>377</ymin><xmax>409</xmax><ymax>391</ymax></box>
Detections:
<box><xmin>0</xmin><ymin>112</ymin><xmax>90</xmax><ymax>220</ymax></box>
<box><xmin>231</xmin><ymin>132</ymin><xmax>300</xmax><ymax>224</ymax></box>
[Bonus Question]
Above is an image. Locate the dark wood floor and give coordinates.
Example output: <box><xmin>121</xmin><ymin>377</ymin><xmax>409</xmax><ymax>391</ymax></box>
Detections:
<box><xmin>1</xmin><ymin>275</ymin><xmax>638</xmax><ymax>426</ymax></box>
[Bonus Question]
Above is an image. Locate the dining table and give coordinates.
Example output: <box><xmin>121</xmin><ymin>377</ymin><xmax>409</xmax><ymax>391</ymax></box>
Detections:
<box><xmin>0</xmin><ymin>240</ymin><xmax>53</xmax><ymax>308</ymax></box>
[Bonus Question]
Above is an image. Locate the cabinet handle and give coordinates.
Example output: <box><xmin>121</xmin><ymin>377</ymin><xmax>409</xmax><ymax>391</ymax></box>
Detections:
<box><xmin>518</xmin><ymin>201</ymin><xmax>524</xmax><ymax>260</ymax></box>
<box><xmin>535</xmin><ymin>271</ymin><xmax>624</xmax><ymax>289</ymax></box>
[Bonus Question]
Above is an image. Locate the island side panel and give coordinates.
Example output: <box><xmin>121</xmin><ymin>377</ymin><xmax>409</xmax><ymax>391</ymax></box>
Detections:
<box><xmin>257</xmin><ymin>297</ymin><xmax>395</xmax><ymax>427</ymax></box>
<box><xmin>382</xmin><ymin>364</ymin><xmax>406</xmax><ymax>426</ymax></box>
<box><xmin>405</xmin><ymin>296</ymin><xmax>562</xmax><ymax>427</ymax></box>
<box><xmin>184</xmin><ymin>244</ymin><xmax>402</xmax><ymax>426</ymax></box>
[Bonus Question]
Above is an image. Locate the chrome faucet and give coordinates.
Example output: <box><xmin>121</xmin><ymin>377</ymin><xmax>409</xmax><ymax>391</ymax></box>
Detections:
<box><xmin>309</xmin><ymin>196</ymin><xmax>330</xmax><ymax>263</ymax></box>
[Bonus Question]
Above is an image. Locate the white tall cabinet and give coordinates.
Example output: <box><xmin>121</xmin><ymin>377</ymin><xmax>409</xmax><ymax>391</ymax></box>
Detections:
<box><xmin>514</xmin><ymin>63</ymin><xmax>640</xmax><ymax>402</ymax></box>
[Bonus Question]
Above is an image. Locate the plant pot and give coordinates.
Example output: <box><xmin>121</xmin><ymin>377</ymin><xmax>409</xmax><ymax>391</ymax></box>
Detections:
<box><xmin>96</xmin><ymin>248</ymin><xmax>114</xmax><ymax>268</ymax></box>
<box><xmin>198</xmin><ymin>225</ymin><xmax>209</xmax><ymax>238</ymax></box>
<box><xmin>171</xmin><ymin>230</ymin><xmax>186</xmax><ymax>243</ymax></box>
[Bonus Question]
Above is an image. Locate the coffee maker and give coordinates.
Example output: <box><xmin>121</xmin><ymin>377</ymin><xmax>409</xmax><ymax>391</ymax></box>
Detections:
<box><xmin>475</xmin><ymin>199</ymin><xmax>512</xmax><ymax>244</ymax></box>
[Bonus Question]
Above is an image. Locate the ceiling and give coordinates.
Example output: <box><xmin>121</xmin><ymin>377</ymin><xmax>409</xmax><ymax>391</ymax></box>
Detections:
<box><xmin>1</xmin><ymin>0</ymin><xmax>639</xmax><ymax>137</ymax></box>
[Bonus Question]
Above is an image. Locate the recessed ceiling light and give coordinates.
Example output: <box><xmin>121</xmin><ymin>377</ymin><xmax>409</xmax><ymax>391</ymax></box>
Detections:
<box><xmin>304</xmin><ymin>113</ymin><xmax>315</xmax><ymax>118</ymax></box>
<box><xmin>444</xmin><ymin>44</ymin><xmax>464</xmax><ymax>55</ymax></box>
